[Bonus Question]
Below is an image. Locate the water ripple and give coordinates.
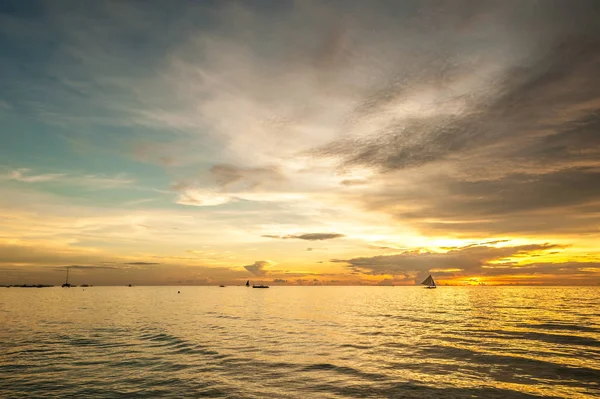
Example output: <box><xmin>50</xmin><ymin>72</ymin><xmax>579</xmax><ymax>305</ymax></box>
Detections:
<box><xmin>0</xmin><ymin>286</ymin><xmax>598</xmax><ymax>398</ymax></box>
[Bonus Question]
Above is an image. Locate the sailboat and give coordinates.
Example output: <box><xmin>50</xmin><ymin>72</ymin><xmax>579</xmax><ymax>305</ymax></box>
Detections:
<box><xmin>421</xmin><ymin>274</ymin><xmax>436</xmax><ymax>289</ymax></box>
<box><xmin>62</xmin><ymin>268</ymin><xmax>71</xmax><ymax>288</ymax></box>
<box><xmin>245</xmin><ymin>280</ymin><xmax>250</xmax><ymax>287</ymax></box>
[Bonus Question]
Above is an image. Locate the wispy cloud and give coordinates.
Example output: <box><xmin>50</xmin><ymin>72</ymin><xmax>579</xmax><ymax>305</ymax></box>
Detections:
<box><xmin>173</xmin><ymin>186</ymin><xmax>307</xmax><ymax>207</ymax></box>
<box><xmin>9</xmin><ymin>169</ymin><xmax>65</xmax><ymax>182</ymax></box>
<box><xmin>4</xmin><ymin>168</ymin><xmax>134</xmax><ymax>189</ymax></box>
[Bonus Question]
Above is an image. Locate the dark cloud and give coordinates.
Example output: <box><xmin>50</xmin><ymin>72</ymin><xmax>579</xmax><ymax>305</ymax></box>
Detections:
<box><xmin>318</xmin><ymin>52</ymin><xmax>600</xmax><ymax>238</ymax></box>
<box><xmin>243</xmin><ymin>260</ymin><xmax>271</xmax><ymax>276</ymax></box>
<box><xmin>303</xmin><ymin>2</ymin><xmax>600</xmax><ymax>236</ymax></box>
<box><xmin>124</xmin><ymin>262</ymin><xmax>161</xmax><ymax>265</ymax></box>
<box><xmin>363</xmin><ymin>167</ymin><xmax>600</xmax><ymax>235</ymax></box>
<box><xmin>262</xmin><ymin>233</ymin><xmax>345</xmax><ymax>241</ymax></box>
<box><xmin>333</xmin><ymin>243</ymin><xmax>569</xmax><ymax>282</ymax></box>
<box><xmin>312</xmin><ymin>13</ymin><xmax>600</xmax><ymax>173</ymax></box>
<box><xmin>57</xmin><ymin>265</ymin><xmax>119</xmax><ymax>270</ymax></box>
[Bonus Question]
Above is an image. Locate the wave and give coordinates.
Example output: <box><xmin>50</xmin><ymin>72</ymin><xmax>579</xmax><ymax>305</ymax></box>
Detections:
<box><xmin>422</xmin><ymin>344</ymin><xmax>600</xmax><ymax>387</ymax></box>
<box><xmin>516</xmin><ymin>322</ymin><xmax>600</xmax><ymax>333</ymax></box>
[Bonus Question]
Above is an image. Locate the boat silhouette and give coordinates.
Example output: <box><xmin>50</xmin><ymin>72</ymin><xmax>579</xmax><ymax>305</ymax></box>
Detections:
<box><xmin>421</xmin><ymin>274</ymin><xmax>436</xmax><ymax>289</ymax></box>
<box><xmin>61</xmin><ymin>268</ymin><xmax>71</xmax><ymax>288</ymax></box>
<box><xmin>252</xmin><ymin>281</ymin><xmax>269</xmax><ymax>289</ymax></box>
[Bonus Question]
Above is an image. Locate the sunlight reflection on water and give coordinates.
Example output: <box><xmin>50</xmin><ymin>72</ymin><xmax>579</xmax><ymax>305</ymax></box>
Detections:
<box><xmin>1</xmin><ymin>286</ymin><xmax>598</xmax><ymax>398</ymax></box>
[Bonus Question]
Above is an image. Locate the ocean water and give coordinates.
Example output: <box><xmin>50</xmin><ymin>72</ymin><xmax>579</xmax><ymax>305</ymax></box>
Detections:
<box><xmin>0</xmin><ymin>286</ymin><xmax>598</xmax><ymax>398</ymax></box>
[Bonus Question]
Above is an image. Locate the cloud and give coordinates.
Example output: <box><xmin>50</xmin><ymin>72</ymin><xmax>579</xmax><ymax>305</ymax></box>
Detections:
<box><xmin>243</xmin><ymin>260</ymin><xmax>273</xmax><ymax>276</ymax></box>
<box><xmin>333</xmin><ymin>243</ymin><xmax>575</xmax><ymax>282</ymax></box>
<box><xmin>210</xmin><ymin>164</ymin><xmax>284</xmax><ymax>189</ymax></box>
<box><xmin>57</xmin><ymin>265</ymin><xmax>119</xmax><ymax>270</ymax></box>
<box><xmin>359</xmin><ymin>166</ymin><xmax>600</xmax><ymax>236</ymax></box>
<box><xmin>124</xmin><ymin>262</ymin><xmax>160</xmax><ymax>265</ymax></box>
<box><xmin>340</xmin><ymin>179</ymin><xmax>369</xmax><ymax>186</ymax></box>
<box><xmin>174</xmin><ymin>188</ymin><xmax>234</xmax><ymax>207</ymax></box>
<box><xmin>262</xmin><ymin>233</ymin><xmax>345</xmax><ymax>241</ymax></box>
<box><xmin>368</xmin><ymin>244</ymin><xmax>406</xmax><ymax>250</ymax></box>
<box><xmin>311</xmin><ymin>33</ymin><xmax>600</xmax><ymax>173</ymax></box>
<box><xmin>9</xmin><ymin>169</ymin><xmax>65</xmax><ymax>182</ymax></box>
<box><xmin>172</xmin><ymin>185</ymin><xmax>306</xmax><ymax>207</ymax></box>
<box><xmin>289</xmin><ymin>4</ymin><xmax>600</xmax><ymax>237</ymax></box>
<box><xmin>3</xmin><ymin>168</ymin><xmax>134</xmax><ymax>189</ymax></box>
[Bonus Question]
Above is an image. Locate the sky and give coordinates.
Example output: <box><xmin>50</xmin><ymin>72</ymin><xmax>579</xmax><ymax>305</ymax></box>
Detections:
<box><xmin>1</xmin><ymin>0</ymin><xmax>599</xmax><ymax>286</ymax></box>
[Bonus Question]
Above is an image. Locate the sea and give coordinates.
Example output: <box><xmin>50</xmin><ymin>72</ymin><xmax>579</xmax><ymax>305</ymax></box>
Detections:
<box><xmin>0</xmin><ymin>286</ymin><xmax>598</xmax><ymax>398</ymax></box>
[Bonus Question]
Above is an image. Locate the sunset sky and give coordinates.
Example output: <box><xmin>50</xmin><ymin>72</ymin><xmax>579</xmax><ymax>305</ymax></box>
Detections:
<box><xmin>1</xmin><ymin>0</ymin><xmax>599</xmax><ymax>286</ymax></box>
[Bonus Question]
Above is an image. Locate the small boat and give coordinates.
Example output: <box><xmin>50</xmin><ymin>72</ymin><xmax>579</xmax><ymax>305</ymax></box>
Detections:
<box><xmin>421</xmin><ymin>274</ymin><xmax>436</xmax><ymax>289</ymax></box>
<box><xmin>252</xmin><ymin>282</ymin><xmax>269</xmax><ymax>289</ymax></box>
<box><xmin>61</xmin><ymin>268</ymin><xmax>71</xmax><ymax>288</ymax></box>
<box><xmin>219</xmin><ymin>285</ymin><xmax>225</xmax><ymax>287</ymax></box>
<box><xmin>245</xmin><ymin>280</ymin><xmax>250</xmax><ymax>287</ymax></box>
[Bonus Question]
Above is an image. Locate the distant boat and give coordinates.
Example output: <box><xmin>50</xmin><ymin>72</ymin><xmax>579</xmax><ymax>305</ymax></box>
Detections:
<box><xmin>421</xmin><ymin>274</ymin><xmax>436</xmax><ymax>289</ymax></box>
<box><xmin>62</xmin><ymin>268</ymin><xmax>71</xmax><ymax>288</ymax></box>
<box><xmin>252</xmin><ymin>281</ymin><xmax>269</xmax><ymax>289</ymax></box>
<box><xmin>219</xmin><ymin>285</ymin><xmax>225</xmax><ymax>287</ymax></box>
<box><xmin>245</xmin><ymin>280</ymin><xmax>250</xmax><ymax>287</ymax></box>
